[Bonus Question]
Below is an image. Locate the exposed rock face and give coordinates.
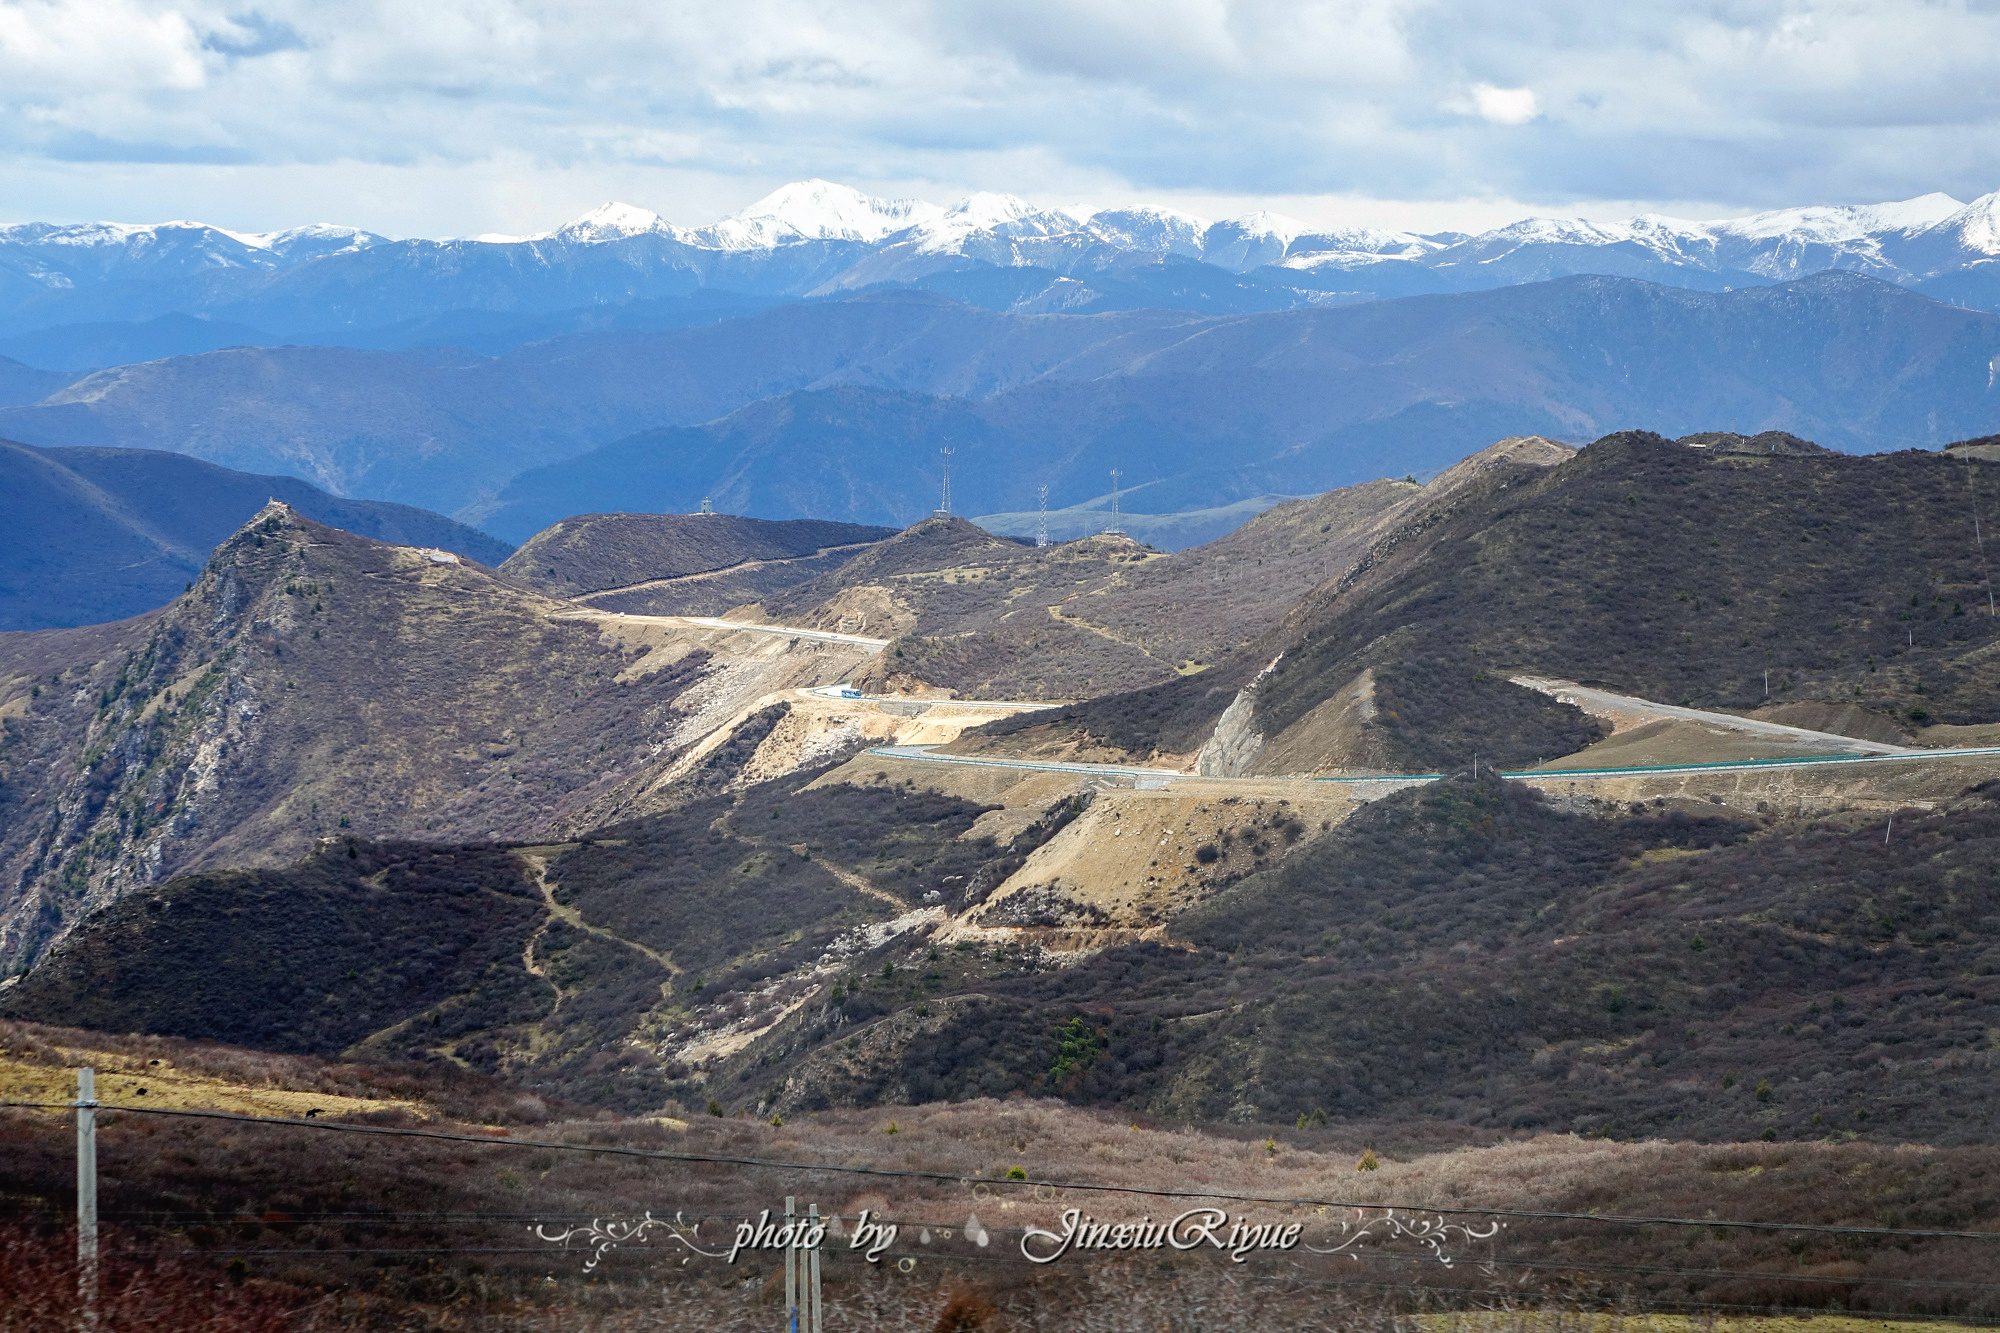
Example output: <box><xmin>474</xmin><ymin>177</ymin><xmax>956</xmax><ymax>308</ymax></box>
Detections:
<box><xmin>0</xmin><ymin>504</ymin><xmax>722</xmax><ymax>972</ymax></box>
<box><xmin>1196</xmin><ymin>690</ymin><xmax>1264</xmax><ymax>777</ymax></box>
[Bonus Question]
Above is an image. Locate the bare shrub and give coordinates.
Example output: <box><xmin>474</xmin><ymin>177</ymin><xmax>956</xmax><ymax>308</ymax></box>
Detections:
<box><xmin>0</xmin><ymin>1224</ymin><xmax>300</xmax><ymax>1333</ymax></box>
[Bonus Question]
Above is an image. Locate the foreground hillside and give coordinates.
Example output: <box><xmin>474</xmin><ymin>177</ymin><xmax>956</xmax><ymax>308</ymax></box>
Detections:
<box><xmin>4</xmin><ymin>1019</ymin><xmax>1994</xmax><ymax>1327</ymax></box>
<box><xmin>1</xmin><ymin>761</ymin><xmax>1067</xmax><ymax>1108</ymax></box>
<box><xmin>13</xmin><ymin>745</ymin><xmax>2000</xmax><ymax>1148</ymax></box>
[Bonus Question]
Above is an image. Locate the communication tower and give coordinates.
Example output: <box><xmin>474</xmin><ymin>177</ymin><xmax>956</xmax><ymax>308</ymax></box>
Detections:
<box><xmin>935</xmin><ymin>447</ymin><xmax>954</xmax><ymax>517</ymax></box>
<box><xmin>1102</xmin><ymin>469</ymin><xmax>1125</xmax><ymax>536</ymax></box>
<box><xmin>1036</xmin><ymin>484</ymin><xmax>1050</xmax><ymax>547</ymax></box>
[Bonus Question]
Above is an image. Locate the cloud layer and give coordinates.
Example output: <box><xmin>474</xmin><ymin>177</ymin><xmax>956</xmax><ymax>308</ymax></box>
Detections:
<box><xmin>3</xmin><ymin>0</ymin><xmax>1998</xmax><ymax>234</ymax></box>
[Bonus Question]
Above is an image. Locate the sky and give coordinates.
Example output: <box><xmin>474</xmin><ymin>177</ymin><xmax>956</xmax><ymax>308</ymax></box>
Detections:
<box><xmin>2</xmin><ymin>0</ymin><xmax>1999</xmax><ymax>237</ymax></box>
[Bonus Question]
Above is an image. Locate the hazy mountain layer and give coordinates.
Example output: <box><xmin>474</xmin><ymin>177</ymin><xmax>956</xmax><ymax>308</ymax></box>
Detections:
<box><xmin>61</xmin><ymin>273</ymin><xmax>1983</xmax><ymax>524</ymax></box>
<box><xmin>0</xmin><ymin>439</ymin><xmax>511</xmax><ymax>631</ymax></box>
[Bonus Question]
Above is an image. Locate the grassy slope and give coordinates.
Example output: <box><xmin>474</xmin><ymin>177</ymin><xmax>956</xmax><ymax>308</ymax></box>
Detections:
<box><xmin>759</xmin><ymin>484</ymin><xmax>1441</xmax><ymax>702</ymax></box>
<box><xmin>763</xmin><ymin>517</ymin><xmax>1180</xmax><ymax>698</ymax></box>
<box><xmin>1254</xmin><ymin>432</ymin><xmax>2000</xmax><ymax>740</ymax></box>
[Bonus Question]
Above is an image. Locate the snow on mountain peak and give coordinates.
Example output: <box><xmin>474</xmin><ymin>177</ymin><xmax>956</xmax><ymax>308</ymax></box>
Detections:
<box><xmin>1934</xmin><ymin>190</ymin><xmax>2000</xmax><ymax>256</ymax></box>
<box><xmin>1713</xmin><ymin>194</ymin><xmax>1964</xmax><ymax>243</ymax></box>
<box><xmin>721</xmin><ymin>179</ymin><xmax>944</xmax><ymax>244</ymax></box>
<box><xmin>945</xmin><ymin>191</ymin><xmax>1040</xmax><ymax>226</ymax></box>
<box><xmin>557</xmin><ymin>202</ymin><xmax>671</xmax><ymax>242</ymax></box>
<box><xmin>1216</xmin><ymin>211</ymin><xmax>1312</xmax><ymax>244</ymax></box>
<box><xmin>1077</xmin><ymin>205</ymin><xmax>1208</xmax><ymax>251</ymax></box>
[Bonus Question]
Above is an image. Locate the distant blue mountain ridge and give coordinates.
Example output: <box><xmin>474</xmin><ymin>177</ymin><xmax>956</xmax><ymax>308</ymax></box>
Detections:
<box><xmin>0</xmin><ymin>274</ymin><xmax>1992</xmax><ymax>536</ymax></box>
<box><xmin>4</xmin><ymin>179</ymin><xmax>2000</xmax><ymax>366</ymax></box>
<box><xmin>0</xmin><ymin>183</ymin><xmax>1995</xmax><ymax>555</ymax></box>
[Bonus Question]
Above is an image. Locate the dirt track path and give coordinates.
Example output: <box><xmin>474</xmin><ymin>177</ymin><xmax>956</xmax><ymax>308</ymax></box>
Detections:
<box><xmin>787</xmin><ymin>845</ymin><xmax>910</xmax><ymax>912</ymax></box>
<box><xmin>571</xmin><ymin>542</ymin><xmax>883</xmax><ymax>605</ymax></box>
<box><xmin>557</xmin><ymin>608</ymin><xmax>889</xmax><ymax>650</ymax></box>
<box><xmin>518</xmin><ymin>850</ymin><xmax>682</xmax><ymax>980</ymax></box>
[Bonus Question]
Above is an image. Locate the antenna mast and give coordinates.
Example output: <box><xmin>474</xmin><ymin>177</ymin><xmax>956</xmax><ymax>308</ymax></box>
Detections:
<box><xmin>1103</xmin><ymin>469</ymin><xmax>1124</xmax><ymax>536</ymax></box>
<box><xmin>936</xmin><ymin>447</ymin><xmax>954</xmax><ymax>518</ymax></box>
<box><xmin>1036</xmin><ymin>484</ymin><xmax>1050</xmax><ymax>547</ymax></box>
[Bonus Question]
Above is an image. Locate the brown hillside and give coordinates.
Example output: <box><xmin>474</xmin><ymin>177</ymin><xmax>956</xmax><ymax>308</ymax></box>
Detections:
<box><xmin>0</xmin><ymin>505</ymin><xmax>753</xmax><ymax>973</ymax></box>
<box><xmin>756</xmin><ymin>462</ymin><xmax>1541</xmax><ymax>703</ymax></box>
<box><xmin>499</xmin><ymin>510</ymin><xmax>893</xmax><ymax>596</ymax></box>
<box><xmin>977</xmin><ymin>431</ymin><xmax>2000</xmax><ymax>773</ymax></box>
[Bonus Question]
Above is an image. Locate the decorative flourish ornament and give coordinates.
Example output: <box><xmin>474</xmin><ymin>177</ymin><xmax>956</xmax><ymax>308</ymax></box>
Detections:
<box><xmin>530</xmin><ymin>1211</ymin><xmax>730</xmax><ymax>1271</ymax></box>
<box><xmin>1301</xmin><ymin>1208</ymin><xmax>1505</xmax><ymax>1267</ymax></box>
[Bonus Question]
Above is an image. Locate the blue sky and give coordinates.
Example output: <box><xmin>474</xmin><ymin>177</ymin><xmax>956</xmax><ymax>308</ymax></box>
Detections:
<box><xmin>2</xmin><ymin>0</ymin><xmax>1997</xmax><ymax>235</ymax></box>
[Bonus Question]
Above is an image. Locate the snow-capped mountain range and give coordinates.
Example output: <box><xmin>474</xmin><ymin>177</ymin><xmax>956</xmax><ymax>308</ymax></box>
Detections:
<box><xmin>478</xmin><ymin>179</ymin><xmax>2000</xmax><ymax>285</ymax></box>
<box><xmin>4</xmin><ymin>179</ymin><xmax>2000</xmax><ymax>346</ymax></box>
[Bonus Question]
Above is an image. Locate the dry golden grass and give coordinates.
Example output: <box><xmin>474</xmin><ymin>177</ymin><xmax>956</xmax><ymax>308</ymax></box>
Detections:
<box><xmin>0</xmin><ymin>1020</ymin><xmax>462</xmax><ymax>1122</ymax></box>
<box><xmin>0</xmin><ymin>1046</ymin><xmax>411</xmax><ymax>1121</ymax></box>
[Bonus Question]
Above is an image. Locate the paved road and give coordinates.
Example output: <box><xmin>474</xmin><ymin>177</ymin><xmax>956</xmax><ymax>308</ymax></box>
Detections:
<box><xmin>806</xmin><ymin>685</ymin><xmax>1059</xmax><ymax>711</ymax></box>
<box><xmin>869</xmin><ymin>742</ymin><xmax>2000</xmax><ymax>787</ymax></box>
<box><xmin>867</xmin><ymin>744</ymin><xmax>1434</xmax><ymax>788</ymax></box>
<box><xmin>1509</xmin><ymin>746</ymin><xmax>2000</xmax><ymax>780</ymax></box>
<box><xmin>868</xmin><ymin>744</ymin><xmax>1192</xmax><ymax>783</ymax></box>
<box><xmin>1511</xmin><ymin>675</ymin><xmax>1911</xmax><ymax>755</ymax></box>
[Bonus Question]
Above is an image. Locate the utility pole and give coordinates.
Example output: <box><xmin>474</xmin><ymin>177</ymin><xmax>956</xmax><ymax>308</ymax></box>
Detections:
<box><xmin>936</xmin><ymin>448</ymin><xmax>954</xmax><ymax>517</ymax></box>
<box><xmin>784</xmin><ymin>1196</ymin><xmax>796</xmax><ymax>1333</ymax></box>
<box><xmin>807</xmin><ymin>1203</ymin><xmax>823</xmax><ymax>1333</ymax></box>
<box><xmin>76</xmin><ymin>1067</ymin><xmax>98</xmax><ymax>1332</ymax></box>
<box><xmin>782</xmin><ymin>1197</ymin><xmax>822</xmax><ymax>1333</ymax></box>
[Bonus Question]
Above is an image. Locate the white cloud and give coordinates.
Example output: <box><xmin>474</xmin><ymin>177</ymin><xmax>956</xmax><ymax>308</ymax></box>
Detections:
<box><xmin>0</xmin><ymin>0</ymin><xmax>1997</xmax><ymax>234</ymax></box>
<box><xmin>1469</xmin><ymin>84</ymin><xmax>1539</xmax><ymax>125</ymax></box>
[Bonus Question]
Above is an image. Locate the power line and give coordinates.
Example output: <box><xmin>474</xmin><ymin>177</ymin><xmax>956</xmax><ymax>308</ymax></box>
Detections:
<box><xmin>8</xmin><ymin>1100</ymin><xmax>2000</xmax><ymax>1243</ymax></box>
